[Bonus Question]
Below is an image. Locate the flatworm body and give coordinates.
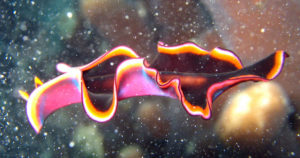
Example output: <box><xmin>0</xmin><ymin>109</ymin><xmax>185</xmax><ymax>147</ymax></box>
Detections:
<box><xmin>19</xmin><ymin>42</ymin><xmax>288</xmax><ymax>133</ymax></box>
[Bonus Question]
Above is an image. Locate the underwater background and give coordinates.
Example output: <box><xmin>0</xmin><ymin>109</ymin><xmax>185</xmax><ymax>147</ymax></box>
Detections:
<box><xmin>1</xmin><ymin>0</ymin><xmax>300</xmax><ymax>157</ymax></box>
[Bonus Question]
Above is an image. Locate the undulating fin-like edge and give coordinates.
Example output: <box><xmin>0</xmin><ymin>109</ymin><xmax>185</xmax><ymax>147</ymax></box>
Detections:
<box><xmin>80</xmin><ymin>46</ymin><xmax>140</xmax><ymax>122</ymax></box>
<box><xmin>153</xmin><ymin>42</ymin><xmax>243</xmax><ymax>73</ymax></box>
<box><xmin>19</xmin><ymin>46</ymin><xmax>141</xmax><ymax>133</ymax></box>
<box><xmin>24</xmin><ymin>71</ymin><xmax>82</xmax><ymax>133</ymax></box>
<box><xmin>18</xmin><ymin>43</ymin><xmax>288</xmax><ymax>133</ymax></box>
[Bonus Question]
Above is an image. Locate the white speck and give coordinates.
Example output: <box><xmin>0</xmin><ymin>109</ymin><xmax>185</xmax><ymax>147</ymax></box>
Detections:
<box><xmin>67</xmin><ymin>12</ymin><xmax>73</xmax><ymax>18</ymax></box>
<box><xmin>114</xmin><ymin>129</ymin><xmax>118</xmax><ymax>134</ymax></box>
<box><xmin>36</xmin><ymin>50</ymin><xmax>42</xmax><ymax>55</ymax></box>
<box><xmin>31</xmin><ymin>1</ymin><xmax>35</xmax><ymax>5</ymax></box>
<box><xmin>124</xmin><ymin>15</ymin><xmax>129</xmax><ymax>20</ymax></box>
<box><xmin>20</xmin><ymin>22</ymin><xmax>27</xmax><ymax>31</ymax></box>
<box><xmin>137</xmin><ymin>2</ymin><xmax>147</xmax><ymax>18</ymax></box>
<box><xmin>43</xmin><ymin>132</ymin><xmax>48</xmax><ymax>136</ymax></box>
<box><xmin>69</xmin><ymin>141</ymin><xmax>75</xmax><ymax>148</ymax></box>
<box><xmin>153</xmin><ymin>27</ymin><xmax>157</xmax><ymax>31</ymax></box>
<box><xmin>110</xmin><ymin>62</ymin><xmax>114</xmax><ymax>66</ymax></box>
<box><xmin>260</xmin><ymin>28</ymin><xmax>265</xmax><ymax>33</ymax></box>
<box><xmin>154</xmin><ymin>12</ymin><xmax>159</xmax><ymax>16</ymax></box>
<box><xmin>23</xmin><ymin>36</ymin><xmax>29</xmax><ymax>41</ymax></box>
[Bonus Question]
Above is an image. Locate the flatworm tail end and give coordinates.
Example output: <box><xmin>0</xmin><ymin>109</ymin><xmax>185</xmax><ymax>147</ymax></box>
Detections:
<box><xmin>238</xmin><ymin>50</ymin><xmax>289</xmax><ymax>80</ymax></box>
<box><xmin>205</xmin><ymin>51</ymin><xmax>288</xmax><ymax>119</ymax></box>
<box><xmin>266</xmin><ymin>51</ymin><xmax>289</xmax><ymax>79</ymax></box>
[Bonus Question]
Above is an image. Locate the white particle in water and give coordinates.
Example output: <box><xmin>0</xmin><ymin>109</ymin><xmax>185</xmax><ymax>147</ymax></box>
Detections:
<box><xmin>67</xmin><ymin>12</ymin><xmax>73</xmax><ymax>18</ymax></box>
<box><xmin>23</xmin><ymin>36</ymin><xmax>29</xmax><ymax>41</ymax></box>
<box><xmin>290</xmin><ymin>152</ymin><xmax>295</xmax><ymax>156</ymax></box>
<box><xmin>69</xmin><ymin>141</ymin><xmax>75</xmax><ymax>148</ymax></box>
<box><xmin>114</xmin><ymin>129</ymin><xmax>118</xmax><ymax>134</ymax></box>
<box><xmin>125</xmin><ymin>15</ymin><xmax>129</xmax><ymax>20</ymax></box>
<box><xmin>36</xmin><ymin>50</ymin><xmax>42</xmax><ymax>55</ymax></box>
<box><xmin>20</xmin><ymin>22</ymin><xmax>27</xmax><ymax>31</ymax></box>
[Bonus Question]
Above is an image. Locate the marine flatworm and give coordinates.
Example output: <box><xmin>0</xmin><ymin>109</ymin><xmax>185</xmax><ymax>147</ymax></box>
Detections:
<box><xmin>19</xmin><ymin>42</ymin><xmax>288</xmax><ymax>133</ymax></box>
